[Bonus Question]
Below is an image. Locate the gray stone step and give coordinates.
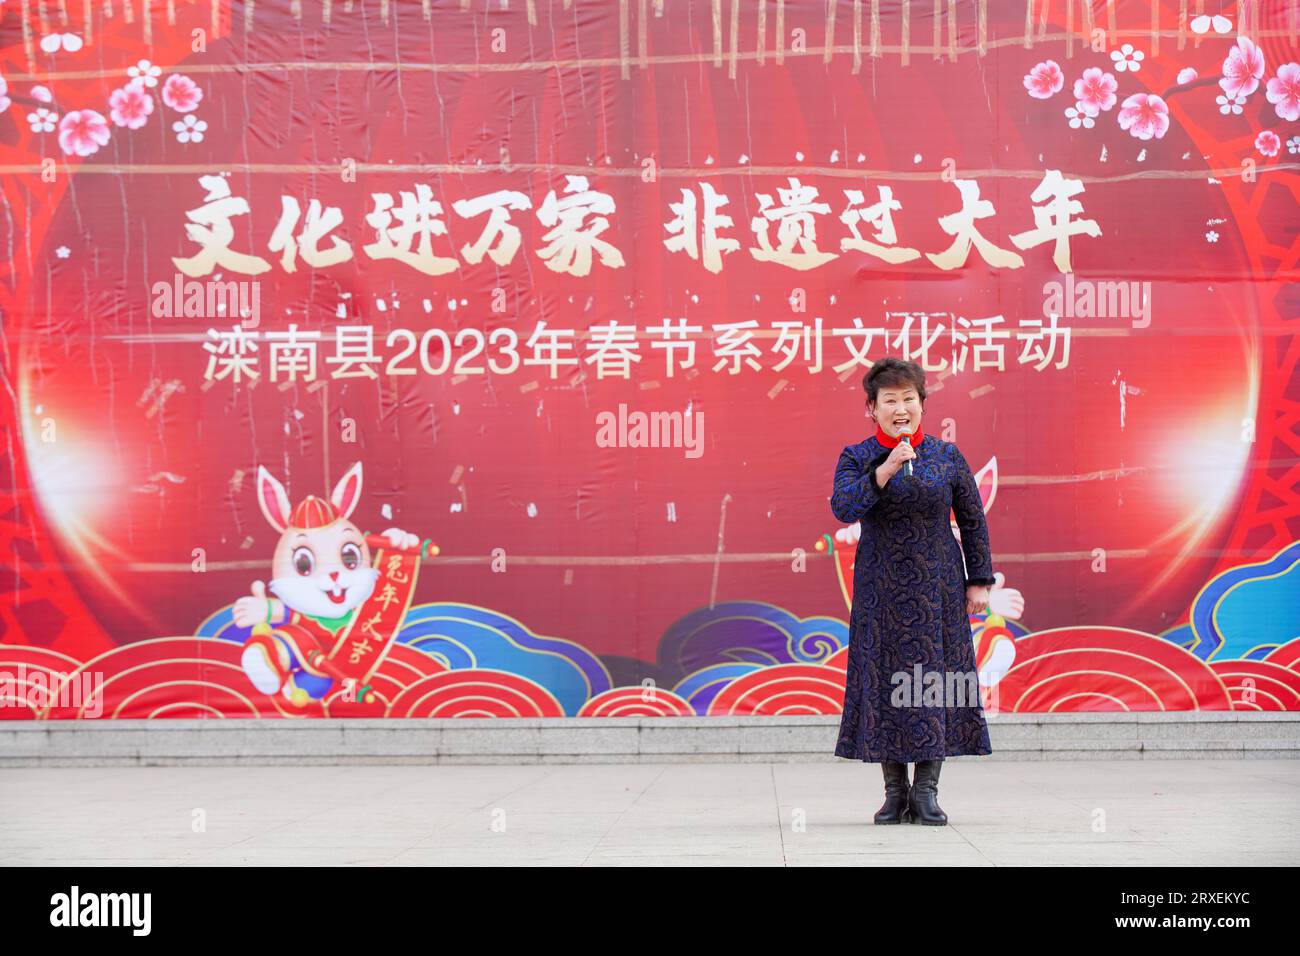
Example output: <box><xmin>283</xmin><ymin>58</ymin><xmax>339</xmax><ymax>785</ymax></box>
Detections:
<box><xmin>2</xmin><ymin>713</ymin><xmax>1297</xmax><ymax>766</ymax></box>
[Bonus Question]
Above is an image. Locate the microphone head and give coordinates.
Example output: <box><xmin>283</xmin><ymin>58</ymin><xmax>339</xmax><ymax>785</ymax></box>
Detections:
<box><xmin>898</xmin><ymin>431</ymin><xmax>912</xmax><ymax>446</ymax></box>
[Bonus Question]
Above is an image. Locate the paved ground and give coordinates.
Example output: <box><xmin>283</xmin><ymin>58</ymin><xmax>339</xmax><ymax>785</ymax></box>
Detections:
<box><xmin>2</xmin><ymin>760</ymin><xmax>1296</xmax><ymax>866</ymax></box>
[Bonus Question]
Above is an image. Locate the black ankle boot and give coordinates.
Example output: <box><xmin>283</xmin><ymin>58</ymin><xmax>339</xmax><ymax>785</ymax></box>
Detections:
<box><xmin>873</xmin><ymin>760</ymin><xmax>911</xmax><ymax>824</ymax></box>
<box><xmin>907</xmin><ymin>759</ymin><xmax>948</xmax><ymax>825</ymax></box>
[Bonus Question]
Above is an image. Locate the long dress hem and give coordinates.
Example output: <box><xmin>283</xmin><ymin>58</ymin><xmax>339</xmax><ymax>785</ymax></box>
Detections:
<box><xmin>833</xmin><ymin>742</ymin><xmax>994</xmax><ymax>764</ymax></box>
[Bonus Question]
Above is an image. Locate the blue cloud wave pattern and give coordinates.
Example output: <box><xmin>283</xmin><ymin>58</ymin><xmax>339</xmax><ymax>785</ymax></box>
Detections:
<box><xmin>396</xmin><ymin>603</ymin><xmax>612</xmax><ymax>716</ymax></box>
<box><xmin>1183</xmin><ymin>541</ymin><xmax>1300</xmax><ymax>661</ymax></box>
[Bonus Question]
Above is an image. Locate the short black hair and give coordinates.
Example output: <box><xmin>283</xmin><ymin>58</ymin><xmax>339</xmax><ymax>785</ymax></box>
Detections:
<box><xmin>862</xmin><ymin>357</ymin><xmax>927</xmax><ymax>404</ymax></box>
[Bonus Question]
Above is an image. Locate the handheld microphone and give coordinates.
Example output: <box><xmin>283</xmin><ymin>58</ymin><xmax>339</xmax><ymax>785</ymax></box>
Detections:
<box><xmin>899</xmin><ymin>432</ymin><xmax>913</xmax><ymax>477</ymax></box>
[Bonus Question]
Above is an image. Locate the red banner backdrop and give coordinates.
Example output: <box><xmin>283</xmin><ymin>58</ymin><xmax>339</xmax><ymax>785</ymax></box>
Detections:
<box><xmin>1</xmin><ymin>0</ymin><xmax>1298</xmax><ymax>719</ymax></box>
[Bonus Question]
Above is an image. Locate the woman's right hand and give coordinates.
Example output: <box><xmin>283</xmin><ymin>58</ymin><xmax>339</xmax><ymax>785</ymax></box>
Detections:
<box><xmin>879</xmin><ymin>440</ymin><xmax>916</xmax><ymax>484</ymax></box>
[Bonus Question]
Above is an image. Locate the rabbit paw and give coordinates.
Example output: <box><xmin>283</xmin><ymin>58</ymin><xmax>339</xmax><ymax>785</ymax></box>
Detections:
<box><xmin>989</xmin><ymin>572</ymin><xmax>1025</xmax><ymax>620</ymax></box>
<box><xmin>378</xmin><ymin>527</ymin><xmax>419</xmax><ymax>551</ymax></box>
<box><xmin>834</xmin><ymin>522</ymin><xmax>862</xmax><ymax>546</ymax></box>
<box><xmin>233</xmin><ymin>580</ymin><xmax>272</xmax><ymax>628</ymax></box>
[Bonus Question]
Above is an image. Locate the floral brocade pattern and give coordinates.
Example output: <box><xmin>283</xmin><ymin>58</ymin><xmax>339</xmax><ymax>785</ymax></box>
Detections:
<box><xmin>830</xmin><ymin>435</ymin><xmax>995</xmax><ymax>763</ymax></box>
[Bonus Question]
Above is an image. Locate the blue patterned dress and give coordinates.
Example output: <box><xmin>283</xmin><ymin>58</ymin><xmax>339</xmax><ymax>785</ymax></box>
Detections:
<box><xmin>831</xmin><ymin>433</ymin><xmax>995</xmax><ymax>763</ymax></box>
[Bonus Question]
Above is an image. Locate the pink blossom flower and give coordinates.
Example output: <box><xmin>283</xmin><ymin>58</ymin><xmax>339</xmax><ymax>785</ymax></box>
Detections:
<box><xmin>1024</xmin><ymin>60</ymin><xmax>1065</xmax><ymax>99</ymax></box>
<box><xmin>161</xmin><ymin>74</ymin><xmax>203</xmax><ymax>113</ymax></box>
<box><xmin>1265</xmin><ymin>62</ymin><xmax>1300</xmax><ymax>122</ymax></box>
<box><xmin>108</xmin><ymin>83</ymin><xmax>153</xmax><ymax>129</ymax></box>
<box><xmin>1255</xmin><ymin>130</ymin><xmax>1281</xmax><ymax>157</ymax></box>
<box><xmin>57</xmin><ymin>109</ymin><xmax>110</xmax><ymax>156</ymax></box>
<box><xmin>1219</xmin><ymin>36</ymin><xmax>1265</xmax><ymax>99</ymax></box>
<box><xmin>1177</xmin><ymin>67</ymin><xmax>1198</xmax><ymax>85</ymax></box>
<box><xmin>127</xmin><ymin>59</ymin><xmax>161</xmax><ymax>88</ymax></box>
<box><xmin>1072</xmin><ymin>67</ymin><xmax>1118</xmax><ymax>115</ymax></box>
<box><xmin>1117</xmin><ymin>93</ymin><xmax>1170</xmax><ymax>140</ymax></box>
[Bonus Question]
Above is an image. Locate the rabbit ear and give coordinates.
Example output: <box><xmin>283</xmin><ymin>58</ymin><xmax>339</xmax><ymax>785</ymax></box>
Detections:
<box><xmin>256</xmin><ymin>466</ymin><xmax>291</xmax><ymax>533</ymax></box>
<box><xmin>330</xmin><ymin>462</ymin><xmax>363</xmax><ymax>520</ymax></box>
<box><xmin>973</xmin><ymin>456</ymin><xmax>998</xmax><ymax>514</ymax></box>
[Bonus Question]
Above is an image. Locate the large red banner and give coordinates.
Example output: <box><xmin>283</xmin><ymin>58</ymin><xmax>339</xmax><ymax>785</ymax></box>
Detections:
<box><xmin>1</xmin><ymin>0</ymin><xmax>1297</xmax><ymax>719</ymax></box>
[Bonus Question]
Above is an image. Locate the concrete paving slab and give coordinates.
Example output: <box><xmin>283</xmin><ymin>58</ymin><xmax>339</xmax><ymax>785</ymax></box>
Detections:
<box><xmin>1</xmin><ymin>760</ymin><xmax>1295</xmax><ymax>866</ymax></box>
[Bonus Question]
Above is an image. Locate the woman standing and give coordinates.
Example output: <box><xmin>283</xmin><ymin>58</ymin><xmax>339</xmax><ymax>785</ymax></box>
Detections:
<box><xmin>830</xmin><ymin>357</ymin><xmax>994</xmax><ymax>825</ymax></box>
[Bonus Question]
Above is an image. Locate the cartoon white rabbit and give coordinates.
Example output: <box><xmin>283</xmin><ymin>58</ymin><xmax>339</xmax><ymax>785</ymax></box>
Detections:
<box><xmin>945</xmin><ymin>455</ymin><xmax>1025</xmax><ymax>627</ymax></box>
<box><xmin>233</xmin><ymin>461</ymin><xmax>425</xmax><ymax>705</ymax></box>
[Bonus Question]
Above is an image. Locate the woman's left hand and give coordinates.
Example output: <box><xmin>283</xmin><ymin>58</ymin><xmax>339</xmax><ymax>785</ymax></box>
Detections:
<box><xmin>965</xmin><ymin>585</ymin><xmax>991</xmax><ymax>616</ymax></box>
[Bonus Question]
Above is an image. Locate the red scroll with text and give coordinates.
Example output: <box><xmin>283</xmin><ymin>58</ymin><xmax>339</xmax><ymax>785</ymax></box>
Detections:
<box><xmin>322</xmin><ymin>549</ymin><xmax>422</xmax><ymax>687</ymax></box>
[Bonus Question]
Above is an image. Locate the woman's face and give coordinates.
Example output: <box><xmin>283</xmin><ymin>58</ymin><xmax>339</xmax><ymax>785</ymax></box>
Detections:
<box><xmin>870</xmin><ymin>386</ymin><xmax>923</xmax><ymax>438</ymax></box>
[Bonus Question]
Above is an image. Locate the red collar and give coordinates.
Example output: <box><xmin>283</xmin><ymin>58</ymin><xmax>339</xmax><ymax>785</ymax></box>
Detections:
<box><xmin>875</xmin><ymin>422</ymin><xmax>925</xmax><ymax>449</ymax></box>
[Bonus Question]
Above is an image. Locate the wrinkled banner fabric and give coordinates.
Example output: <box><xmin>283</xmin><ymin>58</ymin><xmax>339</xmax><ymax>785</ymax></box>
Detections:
<box><xmin>0</xmin><ymin>0</ymin><xmax>1298</xmax><ymax>719</ymax></box>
